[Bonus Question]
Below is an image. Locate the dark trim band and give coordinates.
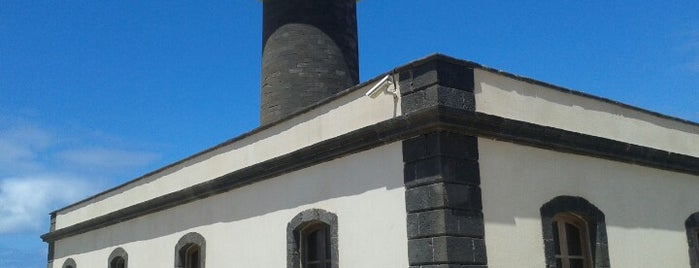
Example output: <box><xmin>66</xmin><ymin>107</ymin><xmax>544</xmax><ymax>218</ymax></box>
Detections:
<box><xmin>42</xmin><ymin>106</ymin><xmax>699</xmax><ymax>242</ymax></box>
<box><xmin>439</xmin><ymin>107</ymin><xmax>699</xmax><ymax>175</ymax></box>
<box><xmin>41</xmin><ymin>104</ymin><xmax>431</xmax><ymax>242</ymax></box>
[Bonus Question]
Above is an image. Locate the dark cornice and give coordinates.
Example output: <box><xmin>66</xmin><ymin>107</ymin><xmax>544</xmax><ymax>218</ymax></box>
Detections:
<box><xmin>53</xmin><ymin>53</ymin><xmax>699</xmax><ymax>215</ymax></box>
<box><xmin>51</xmin><ymin>73</ymin><xmax>392</xmax><ymax>214</ymax></box>
<box><xmin>42</xmin><ymin>105</ymin><xmax>699</xmax><ymax>242</ymax></box>
<box><xmin>411</xmin><ymin>54</ymin><xmax>699</xmax><ymax>127</ymax></box>
<box><xmin>40</xmin><ymin>106</ymin><xmax>436</xmax><ymax>242</ymax></box>
<box><xmin>438</xmin><ymin>107</ymin><xmax>699</xmax><ymax>176</ymax></box>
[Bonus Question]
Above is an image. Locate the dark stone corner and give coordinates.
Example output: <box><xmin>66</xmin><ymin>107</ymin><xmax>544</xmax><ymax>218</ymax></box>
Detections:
<box><xmin>396</xmin><ymin>55</ymin><xmax>477</xmax><ymax>114</ymax></box>
<box><xmin>402</xmin><ymin>130</ymin><xmax>487</xmax><ymax>267</ymax></box>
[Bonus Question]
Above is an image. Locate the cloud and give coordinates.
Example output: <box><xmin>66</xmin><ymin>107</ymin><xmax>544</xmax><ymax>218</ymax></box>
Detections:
<box><xmin>0</xmin><ymin>119</ymin><xmax>161</xmax><ymax>177</ymax></box>
<box><xmin>0</xmin><ymin>125</ymin><xmax>55</xmax><ymax>175</ymax></box>
<box><xmin>0</xmin><ymin>175</ymin><xmax>97</xmax><ymax>234</ymax></box>
<box><xmin>56</xmin><ymin>148</ymin><xmax>160</xmax><ymax>172</ymax></box>
<box><xmin>0</xmin><ymin>118</ymin><xmax>161</xmax><ymax>234</ymax></box>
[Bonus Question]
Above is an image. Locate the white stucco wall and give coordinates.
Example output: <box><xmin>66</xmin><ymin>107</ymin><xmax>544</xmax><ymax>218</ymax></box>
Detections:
<box><xmin>55</xmin><ymin>80</ymin><xmax>402</xmax><ymax>229</ymax></box>
<box><xmin>479</xmin><ymin>138</ymin><xmax>699</xmax><ymax>267</ymax></box>
<box><xmin>474</xmin><ymin>68</ymin><xmax>699</xmax><ymax>157</ymax></box>
<box><xmin>52</xmin><ymin>142</ymin><xmax>408</xmax><ymax>267</ymax></box>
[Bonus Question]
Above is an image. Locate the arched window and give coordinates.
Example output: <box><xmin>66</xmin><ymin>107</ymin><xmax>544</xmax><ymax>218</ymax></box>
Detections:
<box><xmin>541</xmin><ymin>196</ymin><xmax>610</xmax><ymax>268</ymax></box>
<box><xmin>686</xmin><ymin>212</ymin><xmax>699</xmax><ymax>268</ymax></box>
<box><xmin>110</xmin><ymin>257</ymin><xmax>125</xmax><ymax>268</ymax></box>
<box><xmin>551</xmin><ymin>213</ymin><xmax>592</xmax><ymax>268</ymax></box>
<box><xmin>183</xmin><ymin>243</ymin><xmax>201</xmax><ymax>268</ymax></box>
<box><xmin>174</xmin><ymin>232</ymin><xmax>206</xmax><ymax>268</ymax></box>
<box><xmin>301</xmin><ymin>222</ymin><xmax>332</xmax><ymax>268</ymax></box>
<box><xmin>108</xmin><ymin>247</ymin><xmax>128</xmax><ymax>268</ymax></box>
<box><xmin>287</xmin><ymin>209</ymin><xmax>338</xmax><ymax>268</ymax></box>
<box><xmin>62</xmin><ymin>258</ymin><xmax>76</xmax><ymax>268</ymax></box>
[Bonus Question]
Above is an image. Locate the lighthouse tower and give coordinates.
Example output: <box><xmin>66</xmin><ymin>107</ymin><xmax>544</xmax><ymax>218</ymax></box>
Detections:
<box><xmin>260</xmin><ymin>0</ymin><xmax>359</xmax><ymax>124</ymax></box>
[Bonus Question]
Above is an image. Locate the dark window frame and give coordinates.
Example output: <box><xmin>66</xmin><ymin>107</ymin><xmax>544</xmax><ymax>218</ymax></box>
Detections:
<box><xmin>183</xmin><ymin>243</ymin><xmax>200</xmax><ymax>268</ymax></box>
<box><xmin>287</xmin><ymin>209</ymin><xmax>338</xmax><ymax>268</ymax></box>
<box><xmin>62</xmin><ymin>258</ymin><xmax>77</xmax><ymax>268</ymax></box>
<box><xmin>301</xmin><ymin>222</ymin><xmax>332</xmax><ymax>268</ymax></box>
<box><xmin>686</xmin><ymin>212</ymin><xmax>699</xmax><ymax>268</ymax></box>
<box><xmin>174</xmin><ymin>232</ymin><xmax>206</xmax><ymax>268</ymax></box>
<box><xmin>108</xmin><ymin>247</ymin><xmax>128</xmax><ymax>268</ymax></box>
<box><xmin>540</xmin><ymin>196</ymin><xmax>610</xmax><ymax>268</ymax></box>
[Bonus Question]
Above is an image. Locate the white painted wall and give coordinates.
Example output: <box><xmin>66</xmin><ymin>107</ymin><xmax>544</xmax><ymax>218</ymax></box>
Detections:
<box><xmin>55</xmin><ymin>80</ymin><xmax>402</xmax><ymax>229</ymax></box>
<box><xmin>479</xmin><ymin>138</ymin><xmax>699</xmax><ymax>268</ymax></box>
<box><xmin>52</xmin><ymin>142</ymin><xmax>408</xmax><ymax>267</ymax></box>
<box><xmin>474</xmin><ymin>68</ymin><xmax>699</xmax><ymax>157</ymax></box>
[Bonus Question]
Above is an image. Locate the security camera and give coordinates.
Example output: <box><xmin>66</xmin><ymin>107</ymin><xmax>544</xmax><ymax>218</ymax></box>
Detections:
<box><xmin>365</xmin><ymin>75</ymin><xmax>395</xmax><ymax>98</ymax></box>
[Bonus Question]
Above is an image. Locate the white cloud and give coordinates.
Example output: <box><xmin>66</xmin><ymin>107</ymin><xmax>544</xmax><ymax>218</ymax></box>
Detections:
<box><xmin>0</xmin><ymin>119</ymin><xmax>161</xmax><ymax>234</ymax></box>
<box><xmin>0</xmin><ymin>175</ymin><xmax>97</xmax><ymax>234</ymax></box>
<box><xmin>57</xmin><ymin>148</ymin><xmax>160</xmax><ymax>171</ymax></box>
<box><xmin>0</xmin><ymin>125</ymin><xmax>55</xmax><ymax>175</ymax></box>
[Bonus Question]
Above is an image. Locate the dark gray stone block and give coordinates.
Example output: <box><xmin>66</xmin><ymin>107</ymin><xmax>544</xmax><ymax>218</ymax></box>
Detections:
<box><xmin>398</xmin><ymin>59</ymin><xmax>474</xmax><ymax>95</ymax></box>
<box><xmin>403</xmin><ymin>130</ymin><xmax>487</xmax><ymax>266</ymax></box>
<box><xmin>408</xmin><ymin>238</ymin><xmax>435</xmax><ymax>264</ymax></box>
<box><xmin>402</xmin><ymin>85</ymin><xmax>476</xmax><ymax>113</ymax></box>
<box><xmin>404</xmin><ymin>157</ymin><xmax>480</xmax><ymax>187</ymax></box>
<box><xmin>407</xmin><ymin>209</ymin><xmax>484</xmax><ymax>239</ymax></box>
<box><xmin>408</xmin><ymin>236</ymin><xmax>487</xmax><ymax>265</ymax></box>
<box><xmin>403</xmin><ymin>132</ymin><xmax>478</xmax><ymax>163</ymax></box>
<box><xmin>405</xmin><ymin>183</ymin><xmax>482</xmax><ymax>212</ymax></box>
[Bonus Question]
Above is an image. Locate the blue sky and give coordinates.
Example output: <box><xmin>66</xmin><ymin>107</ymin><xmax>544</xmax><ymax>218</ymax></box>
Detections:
<box><xmin>1</xmin><ymin>1</ymin><xmax>697</xmax><ymax>267</ymax></box>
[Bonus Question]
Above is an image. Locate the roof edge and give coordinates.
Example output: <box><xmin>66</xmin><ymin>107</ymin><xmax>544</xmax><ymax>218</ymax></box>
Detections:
<box><xmin>51</xmin><ymin>53</ymin><xmax>699</xmax><ymax>214</ymax></box>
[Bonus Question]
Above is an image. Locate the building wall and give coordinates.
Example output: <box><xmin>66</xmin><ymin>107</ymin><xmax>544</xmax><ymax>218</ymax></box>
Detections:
<box><xmin>52</xmin><ymin>142</ymin><xmax>408</xmax><ymax>267</ymax></box>
<box><xmin>55</xmin><ymin>80</ymin><xmax>402</xmax><ymax>229</ymax></box>
<box><xmin>479</xmin><ymin>138</ymin><xmax>699</xmax><ymax>267</ymax></box>
<box><xmin>474</xmin><ymin>68</ymin><xmax>699</xmax><ymax>157</ymax></box>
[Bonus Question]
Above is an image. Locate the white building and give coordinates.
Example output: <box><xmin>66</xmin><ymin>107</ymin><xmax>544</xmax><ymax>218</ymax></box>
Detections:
<box><xmin>42</xmin><ymin>1</ymin><xmax>699</xmax><ymax>268</ymax></box>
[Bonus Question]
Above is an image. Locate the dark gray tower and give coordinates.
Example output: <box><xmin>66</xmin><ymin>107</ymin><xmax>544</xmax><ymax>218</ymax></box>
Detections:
<box><xmin>261</xmin><ymin>0</ymin><xmax>359</xmax><ymax>124</ymax></box>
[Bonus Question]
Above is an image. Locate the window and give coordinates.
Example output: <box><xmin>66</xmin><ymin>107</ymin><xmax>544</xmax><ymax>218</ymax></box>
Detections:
<box><xmin>552</xmin><ymin>214</ymin><xmax>592</xmax><ymax>268</ymax></box>
<box><xmin>110</xmin><ymin>257</ymin><xmax>125</xmax><ymax>268</ymax></box>
<box><xmin>287</xmin><ymin>209</ymin><xmax>338</xmax><ymax>268</ymax></box>
<box><xmin>301</xmin><ymin>223</ymin><xmax>332</xmax><ymax>268</ymax></box>
<box><xmin>62</xmin><ymin>258</ymin><xmax>76</xmax><ymax>268</ymax></box>
<box><xmin>175</xmin><ymin>232</ymin><xmax>206</xmax><ymax>268</ymax></box>
<box><xmin>541</xmin><ymin>196</ymin><xmax>610</xmax><ymax>268</ymax></box>
<box><xmin>108</xmin><ymin>247</ymin><xmax>128</xmax><ymax>268</ymax></box>
<box><xmin>183</xmin><ymin>244</ymin><xmax>201</xmax><ymax>268</ymax></box>
<box><xmin>686</xmin><ymin>212</ymin><xmax>699</xmax><ymax>268</ymax></box>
